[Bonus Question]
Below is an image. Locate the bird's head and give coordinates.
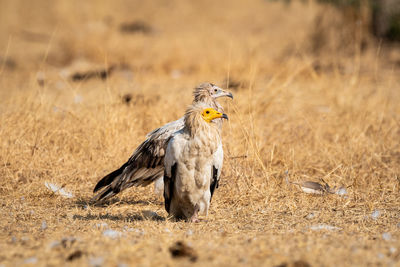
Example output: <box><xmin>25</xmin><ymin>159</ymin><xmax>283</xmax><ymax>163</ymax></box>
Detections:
<box><xmin>201</xmin><ymin>108</ymin><xmax>229</xmax><ymax>123</ymax></box>
<box><xmin>184</xmin><ymin>103</ymin><xmax>229</xmax><ymax>136</ymax></box>
<box><xmin>193</xmin><ymin>82</ymin><xmax>233</xmax><ymax>102</ymax></box>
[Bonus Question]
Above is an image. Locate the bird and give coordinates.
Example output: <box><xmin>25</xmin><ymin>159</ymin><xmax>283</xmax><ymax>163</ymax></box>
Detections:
<box><xmin>92</xmin><ymin>83</ymin><xmax>233</xmax><ymax>202</ymax></box>
<box><xmin>163</xmin><ymin>103</ymin><xmax>228</xmax><ymax>221</ymax></box>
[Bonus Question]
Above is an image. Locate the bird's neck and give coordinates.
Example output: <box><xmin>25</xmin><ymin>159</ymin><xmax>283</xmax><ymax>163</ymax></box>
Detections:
<box><xmin>193</xmin><ymin>96</ymin><xmax>220</xmax><ymax>111</ymax></box>
<box><xmin>184</xmin><ymin>114</ymin><xmax>221</xmax><ymax>145</ymax></box>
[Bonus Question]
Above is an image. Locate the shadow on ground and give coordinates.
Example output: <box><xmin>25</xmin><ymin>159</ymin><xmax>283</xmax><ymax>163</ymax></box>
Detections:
<box><xmin>72</xmin><ymin>211</ymin><xmax>165</xmax><ymax>222</ymax></box>
<box><xmin>74</xmin><ymin>198</ymin><xmax>164</xmax><ymax>208</ymax></box>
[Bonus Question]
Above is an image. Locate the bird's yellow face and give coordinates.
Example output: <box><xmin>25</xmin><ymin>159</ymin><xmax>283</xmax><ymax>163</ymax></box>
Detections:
<box><xmin>201</xmin><ymin>108</ymin><xmax>228</xmax><ymax>123</ymax></box>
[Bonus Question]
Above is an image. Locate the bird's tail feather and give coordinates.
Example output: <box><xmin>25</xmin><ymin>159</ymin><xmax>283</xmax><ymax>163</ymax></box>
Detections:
<box><xmin>92</xmin><ymin>163</ymin><xmax>128</xmax><ymax>202</ymax></box>
<box><xmin>92</xmin><ymin>184</ymin><xmax>121</xmax><ymax>202</ymax></box>
<box><xmin>92</xmin><ymin>163</ymin><xmax>163</xmax><ymax>202</ymax></box>
<box><xmin>93</xmin><ymin>163</ymin><xmax>127</xmax><ymax>193</ymax></box>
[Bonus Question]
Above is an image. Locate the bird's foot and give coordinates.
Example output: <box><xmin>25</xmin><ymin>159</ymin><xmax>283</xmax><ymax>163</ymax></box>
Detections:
<box><xmin>190</xmin><ymin>217</ymin><xmax>200</xmax><ymax>223</ymax></box>
<box><xmin>190</xmin><ymin>204</ymin><xmax>200</xmax><ymax>222</ymax></box>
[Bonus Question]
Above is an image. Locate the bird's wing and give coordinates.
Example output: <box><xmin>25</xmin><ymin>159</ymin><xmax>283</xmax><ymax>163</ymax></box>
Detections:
<box><xmin>163</xmin><ymin>163</ymin><xmax>177</xmax><ymax>214</ymax></box>
<box><xmin>163</xmin><ymin>132</ymin><xmax>184</xmax><ymax>214</ymax></box>
<box><xmin>210</xmin><ymin>142</ymin><xmax>223</xmax><ymax>200</ymax></box>
<box><xmin>92</xmin><ymin>117</ymin><xmax>184</xmax><ymax>202</ymax></box>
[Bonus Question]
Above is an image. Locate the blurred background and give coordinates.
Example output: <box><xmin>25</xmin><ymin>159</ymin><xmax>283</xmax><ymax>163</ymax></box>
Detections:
<box><xmin>1</xmin><ymin>0</ymin><xmax>399</xmax><ymax>101</ymax></box>
<box><xmin>1</xmin><ymin>1</ymin><xmax>400</xmax><ymax>266</ymax></box>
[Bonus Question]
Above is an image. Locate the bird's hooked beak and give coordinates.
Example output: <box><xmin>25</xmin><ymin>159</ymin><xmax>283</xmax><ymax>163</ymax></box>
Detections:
<box><xmin>212</xmin><ymin>86</ymin><xmax>234</xmax><ymax>99</ymax></box>
<box><xmin>212</xmin><ymin>112</ymin><xmax>228</xmax><ymax>121</ymax></box>
<box><xmin>201</xmin><ymin>108</ymin><xmax>229</xmax><ymax>123</ymax></box>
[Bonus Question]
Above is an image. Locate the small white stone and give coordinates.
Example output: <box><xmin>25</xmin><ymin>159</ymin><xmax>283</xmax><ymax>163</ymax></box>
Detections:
<box><xmin>41</xmin><ymin>221</ymin><xmax>47</xmax><ymax>230</ymax></box>
<box><xmin>371</xmin><ymin>210</ymin><xmax>381</xmax><ymax>220</ymax></box>
<box><xmin>89</xmin><ymin>257</ymin><xmax>104</xmax><ymax>267</ymax></box>
<box><xmin>123</xmin><ymin>227</ymin><xmax>144</xmax><ymax>235</ymax></box>
<box><xmin>309</xmin><ymin>224</ymin><xmax>341</xmax><ymax>231</ymax></box>
<box><xmin>382</xmin><ymin>232</ymin><xmax>392</xmax><ymax>241</ymax></box>
<box><xmin>306</xmin><ymin>212</ymin><xmax>316</xmax><ymax>219</ymax></box>
<box><xmin>102</xmin><ymin>229</ymin><xmax>122</xmax><ymax>239</ymax></box>
<box><xmin>336</xmin><ymin>187</ymin><xmax>347</xmax><ymax>196</ymax></box>
<box><xmin>74</xmin><ymin>95</ymin><xmax>83</xmax><ymax>104</ymax></box>
<box><xmin>24</xmin><ymin>257</ymin><xmax>38</xmax><ymax>264</ymax></box>
<box><xmin>49</xmin><ymin>240</ymin><xmax>61</xmax><ymax>249</ymax></box>
<box><xmin>186</xmin><ymin>229</ymin><xmax>193</xmax><ymax>236</ymax></box>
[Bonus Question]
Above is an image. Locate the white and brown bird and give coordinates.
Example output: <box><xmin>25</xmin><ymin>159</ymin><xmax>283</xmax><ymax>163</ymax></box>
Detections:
<box><xmin>92</xmin><ymin>83</ymin><xmax>232</xmax><ymax>202</ymax></box>
<box><xmin>164</xmin><ymin>104</ymin><xmax>228</xmax><ymax>221</ymax></box>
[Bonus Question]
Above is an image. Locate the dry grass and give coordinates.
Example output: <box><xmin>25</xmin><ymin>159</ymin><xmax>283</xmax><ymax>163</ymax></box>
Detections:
<box><xmin>1</xmin><ymin>0</ymin><xmax>400</xmax><ymax>266</ymax></box>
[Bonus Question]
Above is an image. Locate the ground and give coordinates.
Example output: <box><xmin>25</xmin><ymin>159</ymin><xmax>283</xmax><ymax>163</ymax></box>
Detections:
<box><xmin>0</xmin><ymin>0</ymin><xmax>400</xmax><ymax>266</ymax></box>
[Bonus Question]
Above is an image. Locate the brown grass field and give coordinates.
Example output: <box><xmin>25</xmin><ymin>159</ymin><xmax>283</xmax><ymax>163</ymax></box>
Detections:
<box><xmin>1</xmin><ymin>0</ymin><xmax>400</xmax><ymax>266</ymax></box>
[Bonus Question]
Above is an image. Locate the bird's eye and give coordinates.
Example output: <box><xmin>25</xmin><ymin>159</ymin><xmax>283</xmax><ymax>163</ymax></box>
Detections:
<box><xmin>214</xmin><ymin>89</ymin><xmax>218</xmax><ymax>92</ymax></box>
<box><xmin>206</xmin><ymin>110</ymin><xmax>210</xmax><ymax>114</ymax></box>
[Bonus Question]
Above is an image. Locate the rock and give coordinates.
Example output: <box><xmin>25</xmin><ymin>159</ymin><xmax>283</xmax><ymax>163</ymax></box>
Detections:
<box><xmin>169</xmin><ymin>241</ymin><xmax>198</xmax><ymax>262</ymax></box>
<box><xmin>66</xmin><ymin>250</ymin><xmax>83</xmax><ymax>261</ymax></box>
<box><xmin>122</xmin><ymin>94</ymin><xmax>132</xmax><ymax>104</ymax></box>
<box><xmin>119</xmin><ymin>21</ymin><xmax>152</xmax><ymax>34</ymax></box>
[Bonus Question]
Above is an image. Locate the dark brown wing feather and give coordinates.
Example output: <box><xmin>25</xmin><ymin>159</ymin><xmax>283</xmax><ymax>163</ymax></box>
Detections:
<box><xmin>210</xmin><ymin>166</ymin><xmax>219</xmax><ymax>201</ymax></box>
<box><xmin>92</xmin><ymin>118</ymin><xmax>184</xmax><ymax>202</ymax></box>
<box><xmin>163</xmin><ymin>163</ymin><xmax>177</xmax><ymax>213</ymax></box>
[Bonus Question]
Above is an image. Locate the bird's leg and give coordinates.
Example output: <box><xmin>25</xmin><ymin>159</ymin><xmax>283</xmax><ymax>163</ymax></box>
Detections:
<box><xmin>190</xmin><ymin>204</ymin><xmax>200</xmax><ymax>223</ymax></box>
